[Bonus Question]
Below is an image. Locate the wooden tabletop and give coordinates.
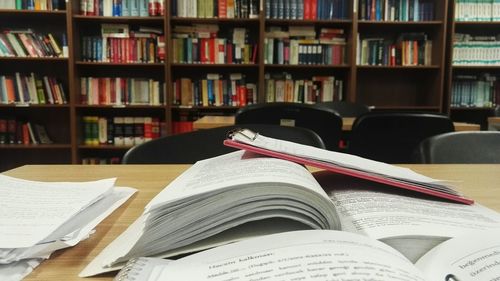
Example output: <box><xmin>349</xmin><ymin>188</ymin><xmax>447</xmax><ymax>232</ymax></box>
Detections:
<box><xmin>4</xmin><ymin>164</ymin><xmax>500</xmax><ymax>281</ymax></box>
<box><xmin>192</xmin><ymin>115</ymin><xmax>481</xmax><ymax>131</ymax></box>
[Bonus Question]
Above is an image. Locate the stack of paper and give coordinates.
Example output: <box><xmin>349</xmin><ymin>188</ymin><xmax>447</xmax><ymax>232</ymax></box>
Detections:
<box><xmin>0</xmin><ymin>174</ymin><xmax>136</xmax><ymax>281</ymax></box>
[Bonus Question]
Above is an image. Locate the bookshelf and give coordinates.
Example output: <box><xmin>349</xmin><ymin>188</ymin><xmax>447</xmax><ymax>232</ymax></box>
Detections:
<box><xmin>0</xmin><ymin>0</ymin><xmax>473</xmax><ymax>171</ymax></box>
<box><xmin>0</xmin><ymin>3</ymin><xmax>71</xmax><ymax>172</ymax></box>
<box><xmin>354</xmin><ymin>0</ymin><xmax>449</xmax><ymax>111</ymax></box>
<box><xmin>445</xmin><ymin>0</ymin><xmax>500</xmax><ymax>129</ymax></box>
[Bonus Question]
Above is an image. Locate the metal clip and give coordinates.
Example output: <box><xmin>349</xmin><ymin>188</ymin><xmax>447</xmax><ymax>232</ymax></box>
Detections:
<box><xmin>227</xmin><ymin>128</ymin><xmax>259</xmax><ymax>141</ymax></box>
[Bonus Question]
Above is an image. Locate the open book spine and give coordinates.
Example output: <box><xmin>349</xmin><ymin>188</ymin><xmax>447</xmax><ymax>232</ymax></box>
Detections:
<box><xmin>223</xmin><ymin>139</ymin><xmax>474</xmax><ymax>205</ymax></box>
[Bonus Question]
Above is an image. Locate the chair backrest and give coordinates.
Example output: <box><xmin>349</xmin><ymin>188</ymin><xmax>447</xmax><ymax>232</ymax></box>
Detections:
<box><xmin>414</xmin><ymin>131</ymin><xmax>500</xmax><ymax>164</ymax></box>
<box><xmin>348</xmin><ymin>112</ymin><xmax>455</xmax><ymax>163</ymax></box>
<box><xmin>234</xmin><ymin>102</ymin><xmax>343</xmax><ymax>151</ymax></box>
<box><xmin>315</xmin><ymin>101</ymin><xmax>371</xmax><ymax>117</ymax></box>
<box><xmin>122</xmin><ymin>124</ymin><xmax>325</xmax><ymax>164</ymax></box>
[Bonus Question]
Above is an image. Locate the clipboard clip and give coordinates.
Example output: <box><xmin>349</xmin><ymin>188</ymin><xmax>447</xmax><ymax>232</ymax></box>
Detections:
<box><xmin>227</xmin><ymin>128</ymin><xmax>259</xmax><ymax>141</ymax></box>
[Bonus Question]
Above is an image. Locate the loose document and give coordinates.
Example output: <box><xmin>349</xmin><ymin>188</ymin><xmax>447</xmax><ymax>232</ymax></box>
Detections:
<box><xmin>0</xmin><ymin>174</ymin><xmax>136</xmax><ymax>281</ymax></box>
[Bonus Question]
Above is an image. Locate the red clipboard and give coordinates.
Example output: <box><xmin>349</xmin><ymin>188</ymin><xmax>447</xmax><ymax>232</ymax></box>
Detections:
<box><xmin>223</xmin><ymin>139</ymin><xmax>474</xmax><ymax>205</ymax></box>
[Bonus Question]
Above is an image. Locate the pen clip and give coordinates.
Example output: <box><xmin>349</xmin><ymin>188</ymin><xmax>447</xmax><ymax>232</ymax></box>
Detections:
<box><xmin>227</xmin><ymin>128</ymin><xmax>259</xmax><ymax>141</ymax></box>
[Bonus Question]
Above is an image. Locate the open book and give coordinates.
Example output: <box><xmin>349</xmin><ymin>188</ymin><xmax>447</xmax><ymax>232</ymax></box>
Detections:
<box><xmin>224</xmin><ymin>128</ymin><xmax>473</xmax><ymax>204</ymax></box>
<box><xmin>81</xmin><ymin>150</ymin><xmax>500</xmax><ymax>277</ymax></box>
<box><xmin>113</xmin><ymin>229</ymin><xmax>500</xmax><ymax>281</ymax></box>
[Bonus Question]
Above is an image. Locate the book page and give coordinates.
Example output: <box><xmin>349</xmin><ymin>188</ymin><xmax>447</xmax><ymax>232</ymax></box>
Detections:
<box><xmin>317</xmin><ymin>172</ymin><xmax>500</xmax><ymax>238</ymax></box>
<box><xmin>146</xmin><ymin>150</ymin><xmax>329</xmax><ymax>213</ymax></box>
<box><xmin>316</xmin><ymin>172</ymin><xmax>500</xmax><ymax>260</ymax></box>
<box><xmin>415</xmin><ymin>230</ymin><xmax>500</xmax><ymax>280</ymax></box>
<box><xmin>154</xmin><ymin>230</ymin><xmax>426</xmax><ymax>281</ymax></box>
<box><xmin>0</xmin><ymin>175</ymin><xmax>116</xmax><ymax>248</ymax></box>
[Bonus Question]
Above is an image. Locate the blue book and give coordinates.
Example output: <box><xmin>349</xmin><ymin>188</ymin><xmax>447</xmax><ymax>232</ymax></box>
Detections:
<box><xmin>130</xmin><ymin>0</ymin><xmax>139</xmax><ymax>16</ymax></box>
<box><xmin>27</xmin><ymin>0</ymin><xmax>35</xmax><ymax>10</ymax></box>
<box><xmin>113</xmin><ymin>0</ymin><xmax>122</xmax><ymax>16</ymax></box>
<box><xmin>207</xmin><ymin>79</ymin><xmax>214</xmax><ymax>105</ymax></box>
<box><xmin>122</xmin><ymin>0</ymin><xmax>130</xmax><ymax>16</ymax></box>
<box><xmin>139</xmin><ymin>0</ymin><xmax>148</xmax><ymax>16</ymax></box>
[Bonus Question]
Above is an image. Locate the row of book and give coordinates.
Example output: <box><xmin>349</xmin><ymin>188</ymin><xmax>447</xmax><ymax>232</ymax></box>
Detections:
<box><xmin>0</xmin><ymin>0</ymin><xmax>65</xmax><ymax>10</ymax></box>
<box><xmin>455</xmin><ymin>0</ymin><xmax>500</xmax><ymax>21</ymax></box>
<box><xmin>172</xmin><ymin>73</ymin><xmax>257</xmax><ymax>107</ymax></box>
<box><xmin>358</xmin><ymin>0</ymin><xmax>435</xmax><ymax>21</ymax></box>
<box><xmin>264</xmin><ymin>26</ymin><xmax>346</xmax><ymax>65</ymax></box>
<box><xmin>81</xmin><ymin>157</ymin><xmax>121</xmax><ymax>164</ymax></box>
<box><xmin>171</xmin><ymin>26</ymin><xmax>256</xmax><ymax>64</ymax></box>
<box><xmin>357</xmin><ymin>33</ymin><xmax>433</xmax><ymax>66</ymax></box>
<box><xmin>81</xmin><ymin>36</ymin><xmax>165</xmax><ymax>63</ymax></box>
<box><xmin>0</xmin><ymin>30</ymin><xmax>65</xmax><ymax>58</ymax></box>
<box><xmin>0</xmin><ymin>118</ymin><xmax>52</xmax><ymax>145</ymax></box>
<box><xmin>0</xmin><ymin>73</ymin><xmax>66</xmax><ymax>104</ymax></box>
<box><xmin>80</xmin><ymin>0</ymin><xmax>163</xmax><ymax>16</ymax></box>
<box><xmin>172</xmin><ymin>0</ymin><xmax>259</xmax><ymax>19</ymax></box>
<box><xmin>451</xmin><ymin>73</ymin><xmax>499</xmax><ymax>108</ymax></box>
<box><xmin>81</xmin><ymin>24</ymin><xmax>165</xmax><ymax>63</ymax></box>
<box><xmin>82</xmin><ymin>116</ymin><xmax>165</xmax><ymax>146</ymax></box>
<box><xmin>80</xmin><ymin>77</ymin><xmax>164</xmax><ymax>106</ymax></box>
<box><xmin>452</xmin><ymin>34</ymin><xmax>500</xmax><ymax>65</ymax></box>
<box><xmin>265</xmin><ymin>73</ymin><xmax>344</xmax><ymax>103</ymax></box>
<box><xmin>265</xmin><ymin>0</ymin><xmax>349</xmax><ymax>20</ymax></box>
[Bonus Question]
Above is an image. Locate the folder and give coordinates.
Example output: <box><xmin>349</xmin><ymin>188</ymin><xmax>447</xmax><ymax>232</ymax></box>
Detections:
<box><xmin>224</xmin><ymin>128</ymin><xmax>474</xmax><ymax>205</ymax></box>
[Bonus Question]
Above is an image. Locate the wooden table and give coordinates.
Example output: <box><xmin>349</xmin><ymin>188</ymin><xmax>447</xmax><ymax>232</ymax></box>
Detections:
<box><xmin>488</xmin><ymin>117</ymin><xmax>500</xmax><ymax>131</ymax></box>
<box><xmin>192</xmin><ymin>115</ymin><xmax>481</xmax><ymax>131</ymax></box>
<box><xmin>4</xmin><ymin>164</ymin><xmax>500</xmax><ymax>281</ymax></box>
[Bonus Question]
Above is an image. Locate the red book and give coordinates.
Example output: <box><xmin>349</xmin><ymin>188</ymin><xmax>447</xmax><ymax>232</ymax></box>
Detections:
<box><xmin>371</xmin><ymin>0</ymin><xmax>376</xmax><ymax>20</ymax></box>
<box><xmin>148</xmin><ymin>0</ymin><xmax>157</xmax><ymax>16</ymax></box>
<box><xmin>238</xmin><ymin>85</ymin><xmax>247</xmax><ymax>106</ymax></box>
<box><xmin>208</xmin><ymin>38</ymin><xmax>216</xmax><ymax>64</ymax></box>
<box><xmin>200</xmin><ymin>38</ymin><xmax>208</xmax><ymax>63</ymax></box>
<box><xmin>310</xmin><ymin>0</ymin><xmax>317</xmax><ymax>19</ymax></box>
<box><xmin>226</xmin><ymin>42</ymin><xmax>233</xmax><ymax>64</ymax></box>
<box><xmin>303</xmin><ymin>0</ymin><xmax>311</xmax><ymax>19</ymax></box>
<box><xmin>218</xmin><ymin>0</ymin><xmax>227</xmax><ymax>18</ymax></box>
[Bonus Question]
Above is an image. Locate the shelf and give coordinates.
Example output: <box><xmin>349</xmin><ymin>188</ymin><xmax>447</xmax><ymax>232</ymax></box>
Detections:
<box><xmin>357</xmin><ymin>65</ymin><xmax>441</xmax><ymax>70</ymax></box>
<box><xmin>171</xmin><ymin>63</ymin><xmax>258</xmax><ymax>68</ymax></box>
<box><xmin>171</xmin><ymin>105</ymin><xmax>240</xmax><ymax>110</ymax></box>
<box><xmin>450</xmin><ymin>107</ymin><xmax>496</xmax><ymax>111</ymax></box>
<box><xmin>265</xmin><ymin>64</ymin><xmax>350</xmax><ymax>69</ymax></box>
<box><xmin>75</xmin><ymin>61</ymin><xmax>164</xmax><ymax>67</ymax></box>
<box><xmin>454</xmin><ymin>21</ymin><xmax>500</xmax><ymax>26</ymax></box>
<box><xmin>73</xmin><ymin>15</ymin><xmax>164</xmax><ymax>23</ymax></box>
<box><xmin>78</xmin><ymin>145</ymin><xmax>132</xmax><ymax>150</ymax></box>
<box><xmin>265</xmin><ymin>19</ymin><xmax>352</xmax><ymax>26</ymax></box>
<box><xmin>0</xmin><ymin>9</ymin><xmax>66</xmax><ymax>15</ymax></box>
<box><xmin>452</xmin><ymin>65</ymin><xmax>500</xmax><ymax>69</ymax></box>
<box><xmin>372</xmin><ymin>106</ymin><xmax>442</xmax><ymax>111</ymax></box>
<box><xmin>0</xmin><ymin>144</ymin><xmax>71</xmax><ymax>149</ymax></box>
<box><xmin>170</xmin><ymin>17</ymin><xmax>260</xmax><ymax>24</ymax></box>
<box><xmin>0</xmin><ymin>57</ymin><xmax>68</xmax><ymax>62</ymax></box>
<box><xmin>75</xmin><ymin>104</ymin><xmax>165</xmax><ymax>109</ymax></box>
<box><xmin>358</xmin><ymin>20</ymin><xmax>443</xmax><ymax>26</ymax></box>
<box><xmin>0</xmin><ymin>104</ymin><xmax>70</xmax><ymax>108</ymax></box>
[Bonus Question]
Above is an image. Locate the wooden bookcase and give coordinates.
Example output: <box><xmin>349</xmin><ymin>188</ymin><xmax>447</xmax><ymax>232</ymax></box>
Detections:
<box><xmin>445</xmin><ymin>0</ymin><xmax>500</xmax><ymax>129</ymax></box>
<box><xmin>0</xmin><ymin>0</ymin><xmax>467</xmax><ymax>171</ymax></box>
<box><xmin>0</xmin><ymin>8</ymin><xmax>72</xmax><ymax>172</ymax></box>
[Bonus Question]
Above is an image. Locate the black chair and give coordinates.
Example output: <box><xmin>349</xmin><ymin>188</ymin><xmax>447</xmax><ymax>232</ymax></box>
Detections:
<box><xmin>414</xmin><ymin>131</ymin><xmax>500</xmax><ymax>164</ymax></box>
<box><xmin>122</xmin><ymin>124</ymin><xmax>325</xmax><ymax>164</ymax></box>
<box><xmin>315</xmin><ymin>101</ymin><xmax>371</xmax><ymax>117</ymax></box>
<box><xmin>347</xmin><ymin>112</ymin><xmax>455</xmax><ymax>163</ymax></box>
<box><xmin>234</xmin><ymin>102</ymin><xmax>343</xmax><ymax>151</ymax></box>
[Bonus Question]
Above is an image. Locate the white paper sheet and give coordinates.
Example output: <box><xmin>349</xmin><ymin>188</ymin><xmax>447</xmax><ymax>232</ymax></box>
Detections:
<box><xmin>0</xmin><ymin>175</ymin><xmax>116</xmax><ymax>248</ymax></box>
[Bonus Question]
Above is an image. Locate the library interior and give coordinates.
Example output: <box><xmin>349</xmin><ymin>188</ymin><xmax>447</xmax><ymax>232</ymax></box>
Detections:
<box><xmin>1</xmin><ymin>1</ymin><xmax>500</xmax><ymax>281</ymax></box>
